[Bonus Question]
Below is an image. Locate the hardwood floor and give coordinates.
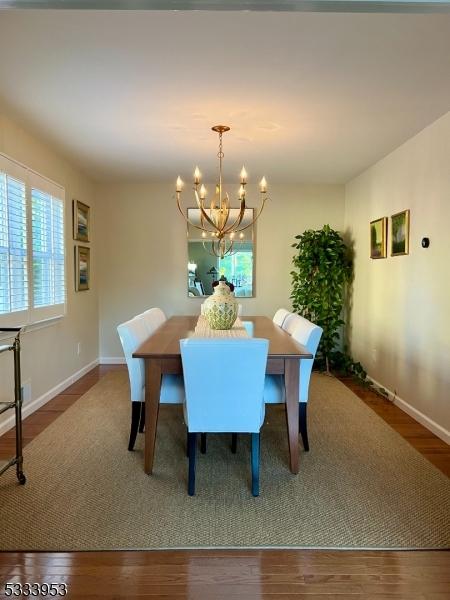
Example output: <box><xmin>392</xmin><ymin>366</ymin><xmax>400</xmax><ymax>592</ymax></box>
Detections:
<box><xmin>0</xmin><ymin>365</ymin><xmax>448</xmax><ymax>599</ymax></box>
<box><xmin>1</xmin><ymin>549</ymin><xmax>450</xmax><ymax>599</ymax></box>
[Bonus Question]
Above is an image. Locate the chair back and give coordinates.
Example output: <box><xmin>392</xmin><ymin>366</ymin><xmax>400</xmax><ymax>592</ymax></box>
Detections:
<box><xmin>282</xmin><ymin>312</ymin><xmax>301</xmax><ymax>335</ymax></box>
<box><xmin>273</xmin><ymin>308</ymin><xmax>290</xmax><ymax>327</ymax></box>
<box><xmin>291</xmin><ymin>316</ymin><xmax>323</xmax><ymax>402</ymax></box>
<box><xmin>117</xmin><ymin>316</ymin><xmax>148</xmax><ymax>402</ymax></box>
<box><xmin>180</xmin><ymin>338</ymin><xmax>269</xmax><ymax>433</ymax></box>
<box><xmin>142</xmin><ymin>307</ymin><xmax>166</xmax><ymax>334</ymax></box>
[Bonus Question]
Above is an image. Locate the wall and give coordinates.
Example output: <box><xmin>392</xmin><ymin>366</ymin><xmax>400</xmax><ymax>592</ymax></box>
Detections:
<box><xmin>345</xmin><ymin>111</ymin><xmax>450</xmax><ymax>441</ymax></box>
<box><xmin>0</xmin><ymin>105</ymin><xmax>98</xmax><ymax>432</ymax></box>
<box><xmin>96</xmin><ymin>182</ymin><xmax>344</xmax><ymax>359</ymax></box>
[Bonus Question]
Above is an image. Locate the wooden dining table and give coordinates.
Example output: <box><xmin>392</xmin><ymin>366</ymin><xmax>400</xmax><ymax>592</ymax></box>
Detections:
<box><xmin>133</xmin><ymin>315</ymin><xmax>313</xmax><ymax>475</ymax></box>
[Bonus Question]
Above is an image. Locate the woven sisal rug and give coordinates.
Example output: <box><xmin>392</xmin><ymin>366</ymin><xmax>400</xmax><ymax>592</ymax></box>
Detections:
<box><xmin>0</xmin><ymin>370</ymin><xmax>449</xmax><ymax>550</ymax></box>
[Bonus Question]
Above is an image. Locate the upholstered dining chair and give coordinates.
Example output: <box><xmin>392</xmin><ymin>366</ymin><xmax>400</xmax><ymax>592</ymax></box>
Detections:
<box><xmin>142</xmin><ymin>307</ymin><xmax>166</xmax><ymax>335</ymax></box>
<box><xmin>281</xmin><ymin>312</ymin><xmax>302</xmax><ymax>336</ymax></box>
<box><xmin>272</xmin><ymin>308</ymin><xmax>291</xmax><ymax>328</ymax></box>
<box><xmin>264</xmin><ymin>315</ymin><xmax>323</xmax><ymax>452</ymax></box>
<box><xmin>180</xmin><ymin>338</ymin><xmax>269</xmax><ymax>497</ymax></box>
<box><xmin>117</xmin><ymin>314</ymin><xmax>184</xmax><ymax>451</ymax></box>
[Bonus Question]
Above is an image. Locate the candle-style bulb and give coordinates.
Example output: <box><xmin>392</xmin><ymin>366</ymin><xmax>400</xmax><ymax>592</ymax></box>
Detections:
<box><xmin>239</xmin><ymin>184</ymin><xmax>245</xmax><ymax>199</ymax></box>
<box><xmin>194</xmin><ymin>166</ymin><xmax>201</xmax><ymax>184</ymax></box>
<box><xmin>240</xmin><ymin>166</ymin><xmax>247</xmax><ymax>184</ymax></box>
<box><xmin>259</xmin><ymin>176</ymin><xmax>267</xmax><ymax>193</ymax></box>
<box><xmin>199</xmin><ymin>184</ymin><xmax>207</xmax><ymax>200</ymax></box>
<box><xmin>239</xmin><ymin>232</ymin><xmax>244</xmax><ymax>239</ymax></box>
<box><xmin>176</xmin><ymin>176</ymin><xmax>183</xmax><ymax>192</ymax></box>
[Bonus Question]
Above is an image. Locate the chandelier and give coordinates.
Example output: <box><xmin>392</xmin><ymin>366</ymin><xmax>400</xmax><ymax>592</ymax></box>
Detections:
<box><xmin>175</xmin><ymin>125</ymin><xmax>268</xmax><ymax>258</ymax></box>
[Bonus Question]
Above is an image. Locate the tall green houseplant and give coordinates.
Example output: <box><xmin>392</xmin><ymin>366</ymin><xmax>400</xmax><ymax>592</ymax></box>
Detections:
<box><xmin>290</xmin><ymin>225</ymin><xmax>352</xmax><ymax>373</ymax></box>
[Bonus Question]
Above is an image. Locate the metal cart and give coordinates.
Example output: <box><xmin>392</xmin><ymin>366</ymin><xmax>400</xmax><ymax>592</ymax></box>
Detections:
<box><xmin>0</xmin><ymin>327</ymin><xmax>26</xmax><ymax>485</ymax></box>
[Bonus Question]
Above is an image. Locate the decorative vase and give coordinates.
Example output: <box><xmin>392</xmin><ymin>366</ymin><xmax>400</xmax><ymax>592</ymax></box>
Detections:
<box><xmin>203</xmin><ymin>280</ymin><xmax>238</xmax><ymax>330</ymax></box>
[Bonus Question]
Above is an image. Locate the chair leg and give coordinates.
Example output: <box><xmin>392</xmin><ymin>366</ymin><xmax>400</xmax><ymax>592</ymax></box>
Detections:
<box><xmin>251</xmin><ymin>432</ymin><xmax>260</xmax><ymax>497</ymax></box>
<box><xmin>231</xmin><ymin>433</ymin><xmax>237</xmax><ymax>454</ymax></box>
<box><xmin>128</xmin><ymin>402</ymin><xmax>141</xmax><ymax>451</ymax></box>
<box><xmin>299</xmin><ymin>403</ymin><xmax>309</xmax><ymax>451</ymax></box>
<box><xmin>188</xmin><ymin>433</ymin><xmax>197</xmax><ymax>496</ymax></box>
<box><xmin>138</xmin><ymin>401</ymin><xmax>145</xmax><ymax>433</ymax></box>
<box><xmin>200</xmin><ymin>433</ymin><xmax>207</xmax><ymax>454</ymax></box>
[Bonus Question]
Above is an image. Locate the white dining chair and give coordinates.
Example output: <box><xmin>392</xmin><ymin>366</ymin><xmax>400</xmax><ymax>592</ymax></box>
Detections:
<box><xmin>117</xmin><ymin>314</ymin><xmax>184</xmax><ymax>451</ymax></box>
<box><xmin>180</xmin><ymin>338</ymin><xmax>269</xmax><ymax>496</ymax></box>
<box><xmin>142</xmin><ymin>307</ymin><xmax>166</xmax><ymax>335</ymax></box>
<box><xmin>264</xmin><ymin>315</ymin><xmax>323</xmax><ymax>451</ymax></box>
<box><xmin>273</xmin><ymin>308</ymin><xmax>291</xmax><ymax>328</ymax></box>
<box><xmin>282</xmin><ymin>312</ymin><xmax>304</xmax><ymax>336</ymax></box>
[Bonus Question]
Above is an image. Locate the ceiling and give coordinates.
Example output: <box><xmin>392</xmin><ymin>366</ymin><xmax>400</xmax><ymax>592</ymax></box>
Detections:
<box><xmin>0</xmin><ymin>10</ymin><xmax>449</xmax><ymax>183</ymax></box>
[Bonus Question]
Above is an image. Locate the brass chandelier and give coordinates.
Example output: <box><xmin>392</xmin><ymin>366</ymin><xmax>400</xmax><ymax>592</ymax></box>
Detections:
<box><xmin>176</xmin><ymin>125</ymin><xmax>268</xmax><ymax>259</ymax></box>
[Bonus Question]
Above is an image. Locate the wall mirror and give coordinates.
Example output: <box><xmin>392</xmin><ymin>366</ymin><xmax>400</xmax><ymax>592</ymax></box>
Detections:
<box><xmin>187</xmin><ymin>208</ymin><xmax>255</xmax><ymax>297</ymax></box>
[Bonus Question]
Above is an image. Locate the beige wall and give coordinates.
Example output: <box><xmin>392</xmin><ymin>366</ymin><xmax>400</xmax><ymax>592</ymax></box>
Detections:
<box><xmin>96</xmin><ymin>182</ymin><xmax>344</xmax><ymax>358</ymax></box>
<box><xmin>0</xmin><ymin>106</ymin><xmax>98</xmax><ymax>429</ymax></box>
<box><xmin>345</xmin><ymin>112</ymin><xmax>450</xmax><ymax>438</ymax></box>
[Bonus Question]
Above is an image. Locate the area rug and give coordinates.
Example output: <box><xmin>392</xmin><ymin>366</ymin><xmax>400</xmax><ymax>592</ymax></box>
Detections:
<box><xmin>0</xmin><ymin>371</ymin><xmax>449</xmax><ymax>550</ymax></box>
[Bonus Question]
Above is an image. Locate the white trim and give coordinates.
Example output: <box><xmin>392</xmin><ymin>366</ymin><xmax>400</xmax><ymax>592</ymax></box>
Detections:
<box><xmin>368</xmin><ymin>376</ymin><xmax>450</xmax><ymax>445</ymax></box>
<box><xmin>0</xmin><ymin>358</ymin><xmax>99</xmax><ymax>437</ymax></box>
<box><xmin>99</xmin><ymin>356</ymin><xmax>125</xmax><ymax>365</ymax></box>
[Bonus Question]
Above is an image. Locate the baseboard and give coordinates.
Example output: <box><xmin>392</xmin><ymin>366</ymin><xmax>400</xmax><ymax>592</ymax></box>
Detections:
<box><xmin>0</xmin><ymin>358</ymin><xmax>99</xmax><ymax>437</ymax></box>
<box><xmin>99</xmin><ymin>357</ymin><xmax>125</xmax><ymax>365</ymax></box>
<box><xmin>368</xmin><ymin>376</ymin><xmax>450</xmax><ymax>445</ymax></box>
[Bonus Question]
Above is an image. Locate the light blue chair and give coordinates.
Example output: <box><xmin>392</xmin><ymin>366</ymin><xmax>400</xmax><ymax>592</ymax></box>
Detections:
<box><xmin>180</xmin><ymin>338</ymin><xmax>269</xmax><ymax>497</ymax></box>
<box><xmin>117</xmin><ymin>314</ymin><xmax>184</xmax><ymax>451</ymax></box>
<box><xmin>264</xmin><ymin>315</ymin><xmax>322</xmax><ymax>451</ymax></box>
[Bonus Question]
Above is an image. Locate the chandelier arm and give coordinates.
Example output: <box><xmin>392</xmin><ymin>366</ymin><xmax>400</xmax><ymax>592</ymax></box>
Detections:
<box><xmin>222</xmin><ymin>200</ymin><xmax>246</xmax><ymax>235</ymax></box>
<box><xmin>195</xmin><ymin>190</ymin><xmax>220</xmax><ymax>231</ymax></box>
<box><xmin>176</xmin><ymin>193</ymin><xmax>217</xmax><ymax>234</ymax></box>
<box><xmin>228</xmin><ymin>195</ymin><xmax>269</xmax><ymax>234</ymax></box>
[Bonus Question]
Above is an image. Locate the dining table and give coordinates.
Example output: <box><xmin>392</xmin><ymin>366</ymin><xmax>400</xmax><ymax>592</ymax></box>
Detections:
<box><xmin>133</xmin><ymin>315</ymin><xmax>313</xmax><ymax>475</ymax></box>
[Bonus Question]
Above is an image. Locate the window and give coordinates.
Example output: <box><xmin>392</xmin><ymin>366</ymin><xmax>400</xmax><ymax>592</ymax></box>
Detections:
<box><xmin>0</xmin><ymin>154</ymin><xmax>65</xmax><ymax>327</ymax></box>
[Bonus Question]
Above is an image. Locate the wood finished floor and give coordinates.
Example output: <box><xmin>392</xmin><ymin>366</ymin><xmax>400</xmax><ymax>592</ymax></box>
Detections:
<box><xmin>0</xmin><ymin>365</ymin><xmax>449</xmax><ymax>599</ymax></box>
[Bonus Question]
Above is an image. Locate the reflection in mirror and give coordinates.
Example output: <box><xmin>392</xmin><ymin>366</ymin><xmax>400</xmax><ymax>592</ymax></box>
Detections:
<box><xmin>187</xmin><ymin>208</ymin><xmax>254</xmax><ymax>297</ymax></box>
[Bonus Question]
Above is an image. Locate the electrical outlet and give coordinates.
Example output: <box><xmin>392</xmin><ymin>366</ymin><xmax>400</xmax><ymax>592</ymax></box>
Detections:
<box><xmin>21</xmin><ymin>380</ymin><xmax>31</xmax><ymax>404</ymax></box>
<box><xmin>77</xmin><ymin>342</ymin><xmax>81</xmax><ymax>356</ymax></box>
<box><xmin>372</xmin><ymin>348</ymin><xmax>378</xmax><ymax>363</ymax></box>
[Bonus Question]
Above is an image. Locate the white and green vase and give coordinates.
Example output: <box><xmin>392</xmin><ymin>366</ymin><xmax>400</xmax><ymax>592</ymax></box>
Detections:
<box><xmin>204</xmin><ymin>280</ymin><xmax>238</xmax><ymax>330</ymax></box>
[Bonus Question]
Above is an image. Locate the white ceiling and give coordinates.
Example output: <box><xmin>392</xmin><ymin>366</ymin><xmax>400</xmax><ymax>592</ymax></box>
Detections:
<box><xmin>0</xmin><ymin>10</ymin><xmax>449</xmax><ymax>183</ymax></box>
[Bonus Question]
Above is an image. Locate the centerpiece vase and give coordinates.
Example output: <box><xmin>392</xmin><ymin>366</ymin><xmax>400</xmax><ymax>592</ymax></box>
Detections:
<box><xmin>203</xmin><ymin>280</ymin><xmax>238</xmax><ymax>330</ymax></box>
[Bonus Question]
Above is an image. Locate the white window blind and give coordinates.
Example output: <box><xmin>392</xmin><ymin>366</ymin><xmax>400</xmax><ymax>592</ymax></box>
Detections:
<box><xmin>0</xmin><ymin>172</ymin><xmax>28</xmax><ymax>316</ymax></box>
<box><xmin>0</xmin><ymin>153</ymin><xmax>66</xmax><ymax>327</ymax></box>
<box><xmin>32</xmin><ymin>189</ymin><xmax>65</xmax><ymax>309</ymax></box>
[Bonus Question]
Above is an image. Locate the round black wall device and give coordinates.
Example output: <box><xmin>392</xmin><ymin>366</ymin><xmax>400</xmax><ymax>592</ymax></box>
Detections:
<box><xmin>421</xmin><ymin>237</ymin><xmax>430</xmax><ymax>248</ymax></box>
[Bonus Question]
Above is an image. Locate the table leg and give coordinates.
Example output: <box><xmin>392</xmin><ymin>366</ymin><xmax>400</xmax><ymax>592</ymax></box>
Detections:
<box><xmin>284</xmin><ymin>358</ymin><xmax>300</xmax><ymax>474</ymax></box>
<box><xmin>144</xmin><ymin>359</ymin><xmax>162</xmax><ymax>475</ymax></box>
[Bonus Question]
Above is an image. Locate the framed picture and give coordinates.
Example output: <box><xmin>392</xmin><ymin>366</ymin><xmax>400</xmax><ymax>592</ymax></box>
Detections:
<box><xmin>370</xmin><ymin>217</ymin><xmax>387</xmax><ymax>259</ymax></box>
<box><xmin>73</xmin><ymin>199</ymin><xmax>90</xmax><ymax>242</ymax></box>
<box><xmin>391</xmin><ymin>210</ymin><xmax>410</xmax><ymax>256</ymax></box>
<box><xmin>75</xmin><ymin>246</ymin><xmax>90</xmax><ymax>291</ymax></box>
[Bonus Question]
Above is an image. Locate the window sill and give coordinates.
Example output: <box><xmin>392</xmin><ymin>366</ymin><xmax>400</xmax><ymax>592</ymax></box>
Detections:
<box><xmin>0</xmin><ymin>316</ymin><xmax>63</xmax><ymax>342</ymax></box>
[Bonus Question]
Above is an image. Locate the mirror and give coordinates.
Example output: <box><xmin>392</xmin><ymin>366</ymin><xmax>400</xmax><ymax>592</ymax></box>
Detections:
<box><xmin>187</xmin><ymin>208</ymin><xmax>255</xmax><ymax>297</ymax></box>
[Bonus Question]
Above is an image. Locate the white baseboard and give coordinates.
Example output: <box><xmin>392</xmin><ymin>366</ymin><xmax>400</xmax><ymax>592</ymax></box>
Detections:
<box><xmin>99</xmin><ymin>357</ymin><xmax>125</xmax><ymax>365</ymax></box>
<box><xmin>0</xmin><ymin>358</ymin><xmax>99</xmax><ymax>437</ymax></box>
<box><xmin>368</xmin><ymin>376</ymin><xmax>450</xmax><ymax>445</ymax></box>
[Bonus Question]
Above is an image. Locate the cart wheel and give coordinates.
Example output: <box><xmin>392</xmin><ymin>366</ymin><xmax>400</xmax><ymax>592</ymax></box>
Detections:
<box><xmin>17</xmin><ymin>472</ymin><xmax>26</xmax><ymax>485</ymax></box>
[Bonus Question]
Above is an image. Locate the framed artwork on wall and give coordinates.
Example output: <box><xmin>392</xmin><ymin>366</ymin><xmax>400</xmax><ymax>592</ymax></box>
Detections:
<box><xmin>75</xmin><ymin>246</ymin><xmax>90</xmax><ymax>291</ymax></box>
<box><xmin>73</xmin><ymin>199</ymin><xmax>90</xmax><ymax>242</ymax></box>
<box><xmin>370</xmin><ymin>217</ymin><xmax>387</xmax><ymax>259</ymax></box>
<box><xmin>391</xmin><ymin>209</ymin><xmax>410</xmax><ymax>256</ymax></box>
